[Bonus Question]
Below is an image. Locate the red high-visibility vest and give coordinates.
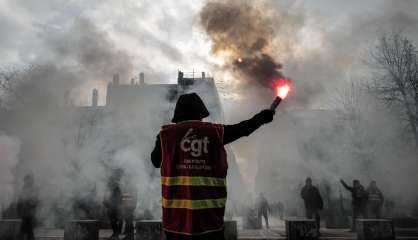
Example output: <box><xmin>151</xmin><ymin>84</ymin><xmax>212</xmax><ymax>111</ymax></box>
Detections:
<box><xmin>160</xmin><ymin>121</ymin><xmax>228</xmax><ymax>235</ymax></box>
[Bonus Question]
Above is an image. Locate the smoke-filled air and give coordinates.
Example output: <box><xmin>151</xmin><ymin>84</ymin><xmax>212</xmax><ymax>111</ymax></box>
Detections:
<box><xmin>1</xmin><ymin>0</ymin><xmax>418</xmax><ymax>239</ymax></box>
<box><xmin>200</xmin><ymin>0</ymin><xmax>284</xmax><ymax>88</ymax></box>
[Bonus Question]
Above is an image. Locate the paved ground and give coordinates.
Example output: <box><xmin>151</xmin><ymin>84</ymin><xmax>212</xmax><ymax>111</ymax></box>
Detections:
<box><xmin>34</xmin><ymin>227</ymin><xmax>418</xmax><ymax>240</ymax></box>
<box><xmin>24</xmin><ymin>217</ymin><xmax>418</xmax><ymax>240</ymax></box>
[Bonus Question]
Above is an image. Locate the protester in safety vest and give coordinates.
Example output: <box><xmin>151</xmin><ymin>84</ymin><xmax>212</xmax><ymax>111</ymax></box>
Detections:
<box><xmin>151</xmin><ymin>93</ymin><xmax>275</xmax><ymax>240</ymax></box>
<box><xmin>366</xmin><ymin>181</ymin><xmax>384</xmax><ymax>219</ymax></box>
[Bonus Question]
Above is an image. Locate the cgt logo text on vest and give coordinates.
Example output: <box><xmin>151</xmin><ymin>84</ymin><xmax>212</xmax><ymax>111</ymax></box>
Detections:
<box><xmin>180</xmin><ymin>128</ymin><xmax>209</xmax><ymax>157</ymax></box>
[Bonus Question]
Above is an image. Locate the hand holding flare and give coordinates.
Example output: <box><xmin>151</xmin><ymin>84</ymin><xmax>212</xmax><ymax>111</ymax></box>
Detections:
<box><xmin>270</xmin><ymin>79</ymin><xmax>292</xmax><ymax>111</ymax></box>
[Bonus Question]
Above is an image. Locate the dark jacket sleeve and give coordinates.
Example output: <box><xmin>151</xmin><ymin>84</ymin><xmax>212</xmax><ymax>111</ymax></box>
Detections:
<box><xmin>341</xmin><ymin>180</ymin><xmax>353</xmax><ymax>192</ymax></box>
<box><xmin>223</xmin><ymin>112</ymin><xmax>269</xmax><ymax>145</ymax></box>
<box><xmin>301</xmin><ymin>187</ymin><xmax>306</xmax><ymax>199</ymax></box>
<box><xmin>316</xmin><ymin>188</ymin><xmax>324</xmax><ymax>209</ymax></box>
<box><xmin>151</xmin><ymin>135</ymin><xmax>162</xmax><ymax>168</ymax></box>
<box><xmin>379</xmin><ymin>190</ymin><xmax>384</xmax><ymax>203</ymax></box>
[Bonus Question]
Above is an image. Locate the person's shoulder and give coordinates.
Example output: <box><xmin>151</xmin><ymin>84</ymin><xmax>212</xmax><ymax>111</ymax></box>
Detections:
<box><xmin>198</xmin><ymin>121</ymin><xmax>220</xmax><ymax>126</ymax></box>
<box><xmin>184</xmin><ymin>121</ymin><xmax>223</xmax><ymax>129</ymax></box>
<box><xmin>207</xmin><ymin>122</ymin><xmax>224</xmax><ymax>129</ymax></box>
<box><xmin>161</xmin><ymin>123</ymin><xmax>175</xmax><ymax>130</ymax></box>
<box><xmin>159</xmin><ymin>123</ymin><xmax>179</xmax><ymax>135</ymax></box>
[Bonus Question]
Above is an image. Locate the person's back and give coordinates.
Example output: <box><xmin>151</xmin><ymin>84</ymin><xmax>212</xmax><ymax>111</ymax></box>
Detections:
<box><xmin>301</xmin><ymin>179</ymin><xmax>323</xmax><ymax>210</ymax></box>
<box><xmin>301</xmin><ymin>178</ymin><xmax>322</xmax><ymax>233</ymax></box>
<box><xmin>353</xmin><ymin>185</ymin><xmax>366</xmax><ymax>206</ymax></box>
<box><xmin>17</xmin><ymin>183</ymin><xmax>38</xmax><ymax>218</ymax></box>
<box><xmin>152</xmin><ymin>93</ymin><xmax>275</xmax><ymax>239</ymax></box>
<box><xmin>301</xmin><ymin>186</ymin><xmax>319</xmax><ymax>208</ymax></box>
<box><xmin>367</xmin><ymin>187</ymin><xmax>382</xmax><ymax>202</ymax></box>
<box><xmin>104</xmin><ymin>169</ymin><xmax>123</xmax><ymax>240</ymax></box>
<box><xmin>341</xmin><ymin>179</ymin><xmax>365</xmax><ymax>206</ymax></box>
<box><xmin>17</xmin><ymin>174</ymin><xmax>39</xmax><ymax>240</ymax></box>
<box><xmin>366</xmin><ymin>181</ymin><xmax>384</xmax><ymax>218</ymax></box>
<box><xmin>340</xmin><ymin>179</ymin><xmax>366</xmax><ymax>231</ymax></box>
<box><xmin>258</xmin><ymin>195</ymin><xmax>270</xmax><ymax>214</ymax></box>
<box><xmin>257</xmin><ymin>193</ymin><xmax>270</xmax><ymax>228</ymax></box>
<box><xmin>160</xmin><ymin>121</ymin><xmax>227</xmax><ymax>236</ymax></box>
<box><xmin>107</xmin><ymin>179</ymin><xmax>122</xmax><ymax>210</ymax></box>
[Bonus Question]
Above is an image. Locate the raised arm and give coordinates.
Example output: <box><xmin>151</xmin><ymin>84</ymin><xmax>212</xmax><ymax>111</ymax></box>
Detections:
<box><xmin>317</xmin><ymin>188</ymin><xmax>324</xmax><ymax>210</ymax></box>
<box><xmin>151</xmin><ymin>110</ymin><xmax>274</xmax><ymax>168</ymax></box>
<box><xmin>378</xmin><ymin>189</ymin><xmax>384</xmax><ymax>203</ymax></box>
<box><xmin>301</xmin><ymin>187</ymin><xmax>306</xmax><ymax>199</ymax></box>
<box><xmin>340</xmin><ymin>179</ymin><xmax>353</xmax><ymax>192</ymax></box>
<box><xmin>223</xmin><ymin>110</ymin><xmax>274</xmax><ymax>145</ymax></box>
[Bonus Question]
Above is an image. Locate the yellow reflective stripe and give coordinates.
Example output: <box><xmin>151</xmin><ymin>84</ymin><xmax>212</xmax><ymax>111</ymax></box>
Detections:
<box><xmin>162</xmin><ymin>197</ymin><xmax>226</xmax><ymax>210</ymax></box>
<box><xmin>161</xmin><ymin>176</ymin><xmax>226</xmax><ymax>187</ymax></box>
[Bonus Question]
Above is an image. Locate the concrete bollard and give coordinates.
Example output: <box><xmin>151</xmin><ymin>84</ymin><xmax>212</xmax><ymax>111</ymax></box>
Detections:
<box><xmin>135</xmin><ymin>220</ymin><xmax>238</xmax><ymax>240</ymax></box>
<box><xmin>0</xmin><ymin>219</ymin><xmax>21</xmax><ymax>240</ymax></box>
<box><xmin>64</xmin><ymin>220</ymin><xmax>99</xmax><ymax>240</ymax></box>
<box><xmin>135</xmin><ymin>220</ymin><xmax>164</xmax><ymax>240</ymax></box>
<box><xmin>356</xmin><ymin>219</ymin><xmax>395</xmax><ymax>240</ymax></box>
<box><xmin>285</xmin><ymin>218</ymin><xmax>319</xmax><ymax>240</ymax></box>
<box><xmin>325</xmin><ymin>215</ymin><xmax>350</xmax><ymax>228</ymax></box>
<box><xmin>224</xmin><ymin>220</ymin><xmax>238</xmax><ymax>240</ymax></box>
<box><xmin>393</xmin><ymin>217</ymin><xmax>418</xmax><ymax>228</ymax></box>
<box><xmin>244</xmin><ymin>214</ymin><xmax>262</xmax><ymax>229</ymax></box>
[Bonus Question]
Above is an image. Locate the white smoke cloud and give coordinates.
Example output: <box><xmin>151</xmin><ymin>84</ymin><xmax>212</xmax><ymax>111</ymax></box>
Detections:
<box><xmin>0</xmin><ymin>135</ymin><xmax>20</xmax><ymax>214</ymax></box>
<box><xmin>0</xmin><ymin>0</ymin><xmax>418</xmax><ymax>224</ymax></box>
<box><xmin>216</xmin><ymin>0</ymin><xmax>418</xmax><ymax>215</ymax></box>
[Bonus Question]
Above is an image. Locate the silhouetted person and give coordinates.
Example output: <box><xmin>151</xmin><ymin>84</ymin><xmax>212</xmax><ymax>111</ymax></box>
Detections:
<box><xmin>301</xmin><ymin>178</ymin><xmax>323</xmax><ymax>233</ymax></box>
<box><xmin>366</xmin><ymin>181</ymin><xmax>384</xmax><ymax>219</ymax></box>
<box><xmin>120</xmin><ymin>183</ymin><xmax>137</xmax><ymax>240</ymax></box>
<box><xmin>275</xmin><ymin>201</ymin><xmax>284</xmax><ymax>220</ymax></box>
<box><xmin>151</xmin><ymin>93</ymin><xmax>275</xmax><ymax>240</ymax></box>
<box><xmin>73</xmin><ymin>182</ymin><xmax>98</xmax><ymax>220</ymax></box>
<box><xmin>340</xmin><ymin>179</ymin><xmax>367</xmax><ymax>231</ymax></box>
<box><xmin>257</xmin><ymin>193</ymin><xmax>271</xmax><ymax>229</ymax></box>
<box><xmin>245</xmin><ymin>205</ymin><xmax>260</xmax><ymax>229</ymax></box>
<box><xmin>104</xmin><ymin>169</ymin><xmax>123</xmax><ymax>240</ymax></box>
<box><xmin>17</xmin><ymin>174</ymin><xmax>39</xmax><ymax>240</ymax></box>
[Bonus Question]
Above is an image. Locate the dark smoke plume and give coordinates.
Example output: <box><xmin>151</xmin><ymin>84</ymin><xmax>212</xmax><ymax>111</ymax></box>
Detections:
<box><xmin>200</xmin><ymin>0</ymin><xmax>284</xmax><ymax>88</ymax></box>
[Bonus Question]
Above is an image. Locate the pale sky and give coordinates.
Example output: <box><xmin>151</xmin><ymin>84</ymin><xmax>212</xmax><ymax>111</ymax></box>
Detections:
<box><xmin>1</xmin><ymin>0</ymin><xmax>417</xmax><ymax>105</ymax></box>
<box><xmin>1</xmin><ymin>0</ymin><xmax>414</xmax><ymax>70</ymax></box>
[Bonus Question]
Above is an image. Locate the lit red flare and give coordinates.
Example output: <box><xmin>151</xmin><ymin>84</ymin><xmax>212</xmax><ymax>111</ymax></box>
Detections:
<box><xmin>275</xmin><ymin>79</ymin><xmax>292</xmax><ymax>100</ymax></box>
<box><xmin>277</xmin><ymin>84</ymin><xmax>290</xmax><ymax>99</ymax></box>
<box><xmin>270</xmin><ymin>78</ymin><xmax>292</xmax><ymax>111</ymax></box>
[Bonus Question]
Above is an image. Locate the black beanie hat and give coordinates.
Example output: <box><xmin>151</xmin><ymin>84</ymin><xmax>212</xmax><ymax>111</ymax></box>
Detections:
<box><xmin>171</xmin><ymin>93</ymin><xmax>210</xmax><ymax>123</ymax></box>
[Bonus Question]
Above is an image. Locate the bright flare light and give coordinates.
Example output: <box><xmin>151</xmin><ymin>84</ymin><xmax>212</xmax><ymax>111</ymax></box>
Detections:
<box><xmin>277</xmin><ymin>84</ymin><xmax>290</xmax><ymax>99</ymax></box>
<box><xmin>270</xmin><ymin>79</ymin><xmax>292</xmax><ymax>111</ymax></box>
<box><xmin>275</xmin><ymin>79</ymin><xmax>292</xmax><ymax>99</ymax></box>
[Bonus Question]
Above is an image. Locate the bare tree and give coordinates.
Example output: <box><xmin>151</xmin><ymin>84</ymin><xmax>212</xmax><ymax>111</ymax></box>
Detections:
<box><xmin>369</xmin><ymin>32</ymin><xmax>418</xmax><ymax>146</ymax></box>
<box><xmin>333</xmin><ymin>79</ymin><xmax>376</xmax><ymax>174</ymax></box>
<box><xmin>0</xmin><ymin>67</ymin><xmax>20</xmax><ymax>108</ymax></box>
<box><xmin>0</xmin><ymin>64</ymin><xmax>34</xmax><ymax>108</ymax></box>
